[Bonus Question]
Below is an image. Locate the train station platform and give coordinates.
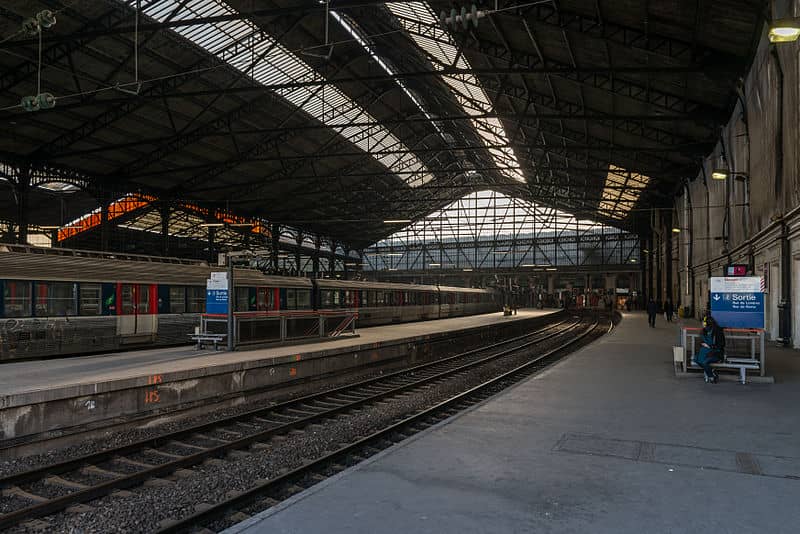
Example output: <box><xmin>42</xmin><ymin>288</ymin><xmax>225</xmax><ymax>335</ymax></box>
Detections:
<box><xmin>0</xmin><ymin>309</ymin><xmax>560</xmax><ymax>446</ymax></box>
<box><xmin>228</xmin><ymin>312</ymin><xmax>800</xmax><ymax>534</ymax></box>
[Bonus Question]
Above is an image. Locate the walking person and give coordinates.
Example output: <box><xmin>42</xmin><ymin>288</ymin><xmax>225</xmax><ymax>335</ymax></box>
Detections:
<box><xmin>647</xmin><ymin>298</ymin><xmax>657</xmax><ymax>327</ymax></box>
<box><xmin>665</xmin><ymin>299</ymin><xmax>674</xmax><ymax>322</ymax></box>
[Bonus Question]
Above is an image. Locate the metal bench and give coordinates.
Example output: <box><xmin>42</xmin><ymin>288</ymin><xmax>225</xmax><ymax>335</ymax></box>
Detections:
<box><xmin>710</xmin><ymin>358</ymin><xmax>761</xmax><ymax>385</ymax></box>
<box><xmin>189</xmin><ymin>333</ymin><xmax>227</xmax><ymax>351</ymax></box>
<box><xmin>682</xmin><ymin>327</ymin><xmax>765</xmax><ymax>384</ymax></box>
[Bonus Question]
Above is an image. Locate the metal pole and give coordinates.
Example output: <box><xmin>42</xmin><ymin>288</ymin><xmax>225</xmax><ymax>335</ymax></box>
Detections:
<box><xmin>227</xmin><ymin>255</ymin><xmax>235</xmax><ymax>351</ymax></box>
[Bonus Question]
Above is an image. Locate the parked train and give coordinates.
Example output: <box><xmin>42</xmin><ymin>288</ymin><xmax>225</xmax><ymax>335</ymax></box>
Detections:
<box><xmin>0</xmin><ymin>245</ymin><xmax>499</xmax><ymax>361</ymax></box>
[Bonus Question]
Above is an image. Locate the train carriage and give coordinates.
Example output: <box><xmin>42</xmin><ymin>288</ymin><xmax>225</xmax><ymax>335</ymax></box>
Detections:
<box><xmin>0</xmin><ymin>245</ymin><xmax>499</xmax><ymax>360</ymax></box>
<box><xmin>315</xmin><ymin>279</ymin><xmax>442</xmax><ymax>326</ymax></box>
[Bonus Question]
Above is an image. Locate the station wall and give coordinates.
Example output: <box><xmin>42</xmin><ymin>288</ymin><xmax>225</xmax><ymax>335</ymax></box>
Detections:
<box><xmin>663</xmin><ymin>11</ymin><xmax>800</xmax><ymax>346</ymax></box>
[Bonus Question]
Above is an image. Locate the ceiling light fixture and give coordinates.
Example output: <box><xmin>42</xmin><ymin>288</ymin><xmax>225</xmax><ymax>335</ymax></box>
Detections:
<box><xmin>769</xmin><ymin>18</ymin><xmax>800</xmax><ymax>43</ymax></box>
<box><xmin>711</xmin><ymin>169</ymin><xmax>728</xmax><ymax>180</ymax></box>
<box><xmin>383</xmin><ymin>219</ymin><xmax>411</xmax><ymax>224</ymax></box>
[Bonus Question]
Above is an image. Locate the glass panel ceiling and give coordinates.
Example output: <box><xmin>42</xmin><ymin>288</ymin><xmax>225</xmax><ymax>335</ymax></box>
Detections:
<box><xmin>373</xmin><ymin>190</ymin><xmax>622</xmax><ymax>246</ymax></box>
<box><xmin>136</xmin><ymin>0</ymin><xmax>433</xmax><ymax>187</ymax></box>
<box><xmin>597</xmin><ymin>165</ymin><xmax>650</xmax><ymax>219</ymax></box>
<box><xmin>386</xmin><ymin>2</ymin><xmax>526</xmax><ymax>183</ymax></box>
<box><xmin>365</xmin><ymin>190</ymin><xmax>635</xmax><ymax>270</ymax></box>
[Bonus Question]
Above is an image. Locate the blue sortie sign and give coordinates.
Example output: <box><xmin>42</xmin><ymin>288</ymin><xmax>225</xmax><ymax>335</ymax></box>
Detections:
<box><xmin>710</xmin><ymin>291</ymin><xmax>764</xmax><ymax>329</ymax></box>
<box><xmin>206</xmin><ymin>289</ymin><xmax>228</xmax><ymax>315</ymax></box>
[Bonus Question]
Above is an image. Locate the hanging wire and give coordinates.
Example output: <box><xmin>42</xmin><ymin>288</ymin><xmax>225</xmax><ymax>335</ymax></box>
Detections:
<box><xmin>37</xmin><ymin>23</ymin><xmax>42</xmax><ymax>95</ymax></box>
<box><xmin>134</xmin><ymin>0</ymin><xmax>140</xmax><ymax>87</ymax></box>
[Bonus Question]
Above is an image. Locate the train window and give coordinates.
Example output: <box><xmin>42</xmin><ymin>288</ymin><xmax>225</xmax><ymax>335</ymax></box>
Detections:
<box><xmin>80</xmin><ymin>284</ymin><xmax>102</xmax><ymax>315</ymax></box>
<box><xmin>169</xmin><ymin>287</ymin><xmax>186</xmax><ymax>313</ymax></box>
<box><xmin>138</xmin><ymin>285</ymin><xmax>150</xmax><ymax>313</ymax></box>
<box><xmin>35</xmin><ymin>282</ymin><xmax>76</xmax><ymax>316</ymax></box>
<box><xmin>187</xmin><ymin>286</ymin><xmax>205</xmax><ymax>313</ymax></box>
<box><xmin>296</xmin><ymin>289</ymin><xmax>311</xmax><ymax>309</ymax></box>
<box><xmin>3</xmin><ymin>280</ymin><xmax>32</xmax><ymax>317</ymax></box>
<box><xmin>286</xmin><ymin>288</ymin><xmax>297</xmax><ymax>309</ymax></box>
<box><xmin>236</xmin><ymin>287</ymin><xmax>249</xmax><ymax>312</ymax></box>
<box><xmin>120</xmin><ymin>285</ymin><xmax>135</xmax><ymax>314</ymax></box>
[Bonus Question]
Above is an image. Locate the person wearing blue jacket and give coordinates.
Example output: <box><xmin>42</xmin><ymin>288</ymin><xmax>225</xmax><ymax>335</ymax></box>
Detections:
<box><xmin>695</xmin><ymin>315</ymin><xmax>725</xmax><ymax>383</ymax></box>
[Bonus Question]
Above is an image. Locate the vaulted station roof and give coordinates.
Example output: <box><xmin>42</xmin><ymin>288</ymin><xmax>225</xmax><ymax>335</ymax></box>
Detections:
<box><xmin>0</xmin><ymin>0</ymin><xmax>764</xmax><ymax>249</ymax></box>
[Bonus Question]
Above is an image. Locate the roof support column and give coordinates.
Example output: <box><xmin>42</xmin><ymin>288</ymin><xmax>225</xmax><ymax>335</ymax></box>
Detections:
<box><xmin>665</xmin><ymin>212</ymin><xmax>673</xmax><ymax>304</ymax></box>
<box><xmin>312</xmin><ymin>236</ymin><xmax>321</xmax><ymax>279</ymax></box>
<box><xmin>207</xmin><ymin>226</ymin><xmax>216</xmax><ymax>264</ymax></box>
<box><xmin>271</xmin><ymin>224</ymin><xmax>280</xmax><ymax>273</ymax></box>
<box><xmin>160</xmin><ymin>203</ymin><xmax>171</xmax><ymax>257</ymax></box>
<box><xmin>644</xmin><ymin>233</ymin><xmax>652</xmax><ymax>303</ymax></box>
<box><xmin>15</xmin><ymin>165</ymin><xmax>30</xmax><ymax>245</ymax></box>
<box><xmin>330</xmin><ymin>240</ymin><xmax>337</xmax><ymax>277</ymax></box>
<box><xmin>99</xmin><ymin>191</ymin><xmax>111</xmax><ymax>252</ymax></box>
<box><xmin>295</xmin><ymin>232</ymin><xmax>303</xmax><ymax>276</ymax></box>
<box><xmin>343</xmin><ymin>248</ymin><xmax>350</xmax><ymax>281</ymax></box>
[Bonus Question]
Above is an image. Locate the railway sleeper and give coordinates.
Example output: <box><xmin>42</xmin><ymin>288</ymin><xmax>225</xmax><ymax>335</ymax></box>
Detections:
<box><xmin>113</xmin><ymin>456</ymin><xmax>155</xmax><ymax>469</ymax></box>
<box><xmin>80</xmin><ymin>465</ymin><xmax>122</xmax><ymax>479</ymax></box>
<box><xmin>44</xmin><ymin>475</ymin><xmax>88</xmax><ymax>491</ymax></box>
<box><xmin>168</xmin><ymin>440</ymin><xmax>207</xmax><ymax>451</ymax></box>
<box><xmin>192</xmin><ymin>433</ymin><xmax>231</xmax><ymax>444</ymax></box>
<box><xmin>144</xmin><ymin>448</ymin><xmax>184</xmax><ymax>460</ymax></box>
<box><xmin>1</xmin><ymin>485</ymin><xmax>48</xmax><ymax>503</ymax></box>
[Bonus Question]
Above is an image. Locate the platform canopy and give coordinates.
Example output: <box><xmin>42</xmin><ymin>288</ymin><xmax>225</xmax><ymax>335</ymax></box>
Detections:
<box><xmin>0</xmin><ymin>0</ymin><xmax>764</xmax><ymax>249</ymax></box>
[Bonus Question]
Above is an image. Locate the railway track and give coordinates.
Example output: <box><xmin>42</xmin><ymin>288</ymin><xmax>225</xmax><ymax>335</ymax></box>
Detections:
<box><xmin>159</xmin><ymin>314</ymin><xmax>609</xmax><ymax>533</ymax></box>
<box><xmin>0</xmin><ymin>315</ymin><xmax>594</xmax><ymax>531</ymax></box>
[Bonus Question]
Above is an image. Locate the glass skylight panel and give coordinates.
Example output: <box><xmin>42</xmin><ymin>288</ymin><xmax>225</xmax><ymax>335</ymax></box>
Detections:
<box><xmin>598</xmin><ymin>165</ymin><xmax>650</xmax><ymax>219</ymax></box>
<box><xmin>373</xmin><ymin>190</ymin><xmax>614</xmax><ymax>248</ymax></box>
<box><xmin>136</xmin><ymin>0</ymin><xmax>431</xmax><ymax>187</ymax></box>
<box><xmin>386</xmin><ymin>2</ymin><xmax>525</xmax><ymax>183</ymax></box>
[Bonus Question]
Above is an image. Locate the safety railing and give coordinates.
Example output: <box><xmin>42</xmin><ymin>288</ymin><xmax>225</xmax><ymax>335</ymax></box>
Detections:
<box><xmin>200</xmin><ymin>309</ymin><xmax>358</xmax><ymax>347</ymax></box>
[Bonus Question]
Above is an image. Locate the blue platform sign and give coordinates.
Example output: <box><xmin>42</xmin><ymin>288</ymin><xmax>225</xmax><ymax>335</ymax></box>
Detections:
<box><xmin>206</xmin><ymin>272</ymin><xmax>229</xmax><ymax>315</ymax></box>
<box><xmin>710</xmin><ymin>276</ymin><xmax>764</xmax><ymax>329</ymax></box>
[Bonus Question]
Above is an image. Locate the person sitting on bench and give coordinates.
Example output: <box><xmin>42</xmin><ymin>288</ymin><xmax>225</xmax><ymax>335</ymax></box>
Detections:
<box><xmin>695</xmin><ymin>314</ymin><xmax>725</xmax><ymax>383</ymax></box>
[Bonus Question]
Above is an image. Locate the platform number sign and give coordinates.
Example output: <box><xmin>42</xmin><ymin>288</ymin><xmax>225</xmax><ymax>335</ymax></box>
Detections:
<box><xmin>709</xmin><ymin>277</ymin><xmax>764</xmax><ymax>329</ymax></box>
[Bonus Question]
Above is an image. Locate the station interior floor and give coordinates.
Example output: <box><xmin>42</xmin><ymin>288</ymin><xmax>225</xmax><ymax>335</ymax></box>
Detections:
<box><xmin>227</xmin><ymin>312</ymin><xmax>800</xmax><ymax>534</ymax></box>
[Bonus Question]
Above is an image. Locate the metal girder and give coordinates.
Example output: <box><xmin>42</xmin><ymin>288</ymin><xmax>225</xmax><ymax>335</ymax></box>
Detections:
<box><xmin>0</xmin><ymin>2</ymin><xmax>135</xmax><ymax>94</ymax></box>
<box><xmin>385</xmin><ymin>11</ymin><xmax>728</xmax><ymax>116</ymax></box>
<box><xmin>167</xmin><ymin>56</ymin><xmax>409</xmax><ymax>195</ymax></box>
<box><xmin>31</xmin><ymin>11</ymin><xmax>302</xmax><ymax>159</ymax></box>
<box><xmin>118</xmin><ymin>110</ymin><xmax>707</xmax><ymax>134</ymax></box>
<box><xmin>113</xmin><ymin>16</ymin><xmax>308</xmax><ymax>179</ymax></box>
<box><xmin>48</xmin><ymin>136</ymin><xmax>710</xmax><ymax>162</ymax></box>
<box><xmin>515</xmin><ymin>2</ymin><xmax>744</xmax><ymax>66</ymax></box>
